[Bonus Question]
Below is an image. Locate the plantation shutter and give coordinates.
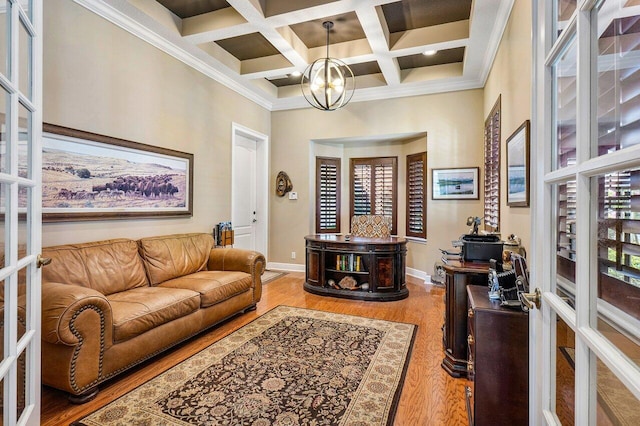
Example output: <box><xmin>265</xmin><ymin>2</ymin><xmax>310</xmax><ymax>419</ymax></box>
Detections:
<box><xmin>316</xmin><ymin>157</ymin><xmax>341</xmax><ymax>233</ymax></box>
<box><xmin>484</xmin><ymin>97</ymin><xmax>501</xmax><ymax>232</ymax></box>
<box><xmin>353</xmin><ymin>163</ymin><xmax>372</xmax><ymax>216</ymax></box>
<box><xmin>350</xmin><ymin>157</ymin><xmax>397</xmax><ymax>234</ymax></box>
<box><xmin>406</xmin><ymin>152</ymin><xmax>427</xmax><ymax>238</ymax></box>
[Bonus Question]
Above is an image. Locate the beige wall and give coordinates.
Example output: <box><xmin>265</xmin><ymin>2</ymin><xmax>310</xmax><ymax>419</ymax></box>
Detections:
<box><xmin>42</xmin><ymin>0</ymin><xmax>270</xmax><ymax>247</ymax></box>
<box><xmin>483</xmin><ymin>0</ymin><xmax>533</xmax><ymax>253</ymax></box>
<box><xmin>42</xmin><ymin>0</ymin><xmax>533</xmax><ymax>274</ymax></box>
<box><xmin>271</xmin><ymin>90</ymin><xmax>485</xmax><ymax>273</ymax></box>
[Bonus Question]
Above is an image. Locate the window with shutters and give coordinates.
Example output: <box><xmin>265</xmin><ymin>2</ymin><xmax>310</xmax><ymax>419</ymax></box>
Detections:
<box><xmin>350</xmin><ymin>157</ymin><xmax>398</xmax><ymax>234</ymax></box>
<box><xmin>315</xmin><ymin>157</ymin><xmax>341</xmax><ymax>233</ymax></box>
<box><xmin>406</xmin><ymin>152</ymin><xmax>427</xmax><ymax>239</ymax></box>
<box><xmin>484</xmin><ymin>96</ymin><xmax>501</xmax><ymax>232</ymax></box>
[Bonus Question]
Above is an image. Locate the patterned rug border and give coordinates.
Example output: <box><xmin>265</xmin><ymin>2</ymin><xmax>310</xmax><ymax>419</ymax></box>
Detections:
<box><xmin>72</xmin><ymin>305</ymin><xmax>417</xmax><ymax>426</ymax></box>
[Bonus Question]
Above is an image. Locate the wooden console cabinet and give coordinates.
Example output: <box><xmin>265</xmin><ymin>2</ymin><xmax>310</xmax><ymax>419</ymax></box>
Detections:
<box><xmin>466</xmin><ymin>285</ymin><xmax>529</xmax><ymax>426</ymax></box>
<box><xmin>304</xmin><ymin>234</ymin><xmax>407</xmax><ymax>301</ymax></box>
<box><xmin>441</xmin><ymin>261</ymin><xmax>489</xmax><ymax>378</ymax></box>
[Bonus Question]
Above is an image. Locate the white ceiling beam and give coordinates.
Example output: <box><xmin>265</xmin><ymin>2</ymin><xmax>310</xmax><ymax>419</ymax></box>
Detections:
<box><xmin>182</xmin><ymin>8</ymin><xmax>253</xmax><ymax>44</ymax></box>
<box><xmin>391</xmin><ymin>20</ymin><xmax>469</xmax><ymax>51</ymax></box>
<box><xmin>225</xmin><ymin>0</ymin><xmax>308</xmax><ymax>69</ymax></box>
<box><xmin>465</xmin><ymin>0</ymin><xmax>515</xmax><ymax>82</ymax></box>
<box><xmin>356</xmin><ymin>5</ymin><xmax>401</xmax><ymax>86</ymax></box>
<box><xmin>263</xmin><ymin>0</ymin><xmax>399</xmax><ymax>28</ymax></box>
<box><xmin>241</xmin><ymin>54</ymin><xmax>293</xmax><ymax>75</ymax></box>
<box><xmin>75</xmin><ymin>0</ymin><xmax>513</xmax><ymax>111</ymax></box>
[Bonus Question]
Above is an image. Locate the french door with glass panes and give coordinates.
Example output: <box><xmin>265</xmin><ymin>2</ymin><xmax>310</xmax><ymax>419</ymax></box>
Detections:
<box><xmin>0</xmin><ymin>1</ymin><xmax>43</xmax><ymax>425</ymax></box>
<box><xmin>531</xmin><ymin>0</ymin><xmax>640</xmax><ymax>424</ymax></box>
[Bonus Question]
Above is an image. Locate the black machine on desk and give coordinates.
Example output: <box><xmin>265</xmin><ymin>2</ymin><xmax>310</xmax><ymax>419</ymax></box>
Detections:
<box><xmin>441</xmin><ymin>233</ymin><xmax>503</xmax><ymax>263</ymax></box>
<box><xmin>439</xmin><ymin>216</ymin><xmax>504</xmax><ymax>263</ymax></box>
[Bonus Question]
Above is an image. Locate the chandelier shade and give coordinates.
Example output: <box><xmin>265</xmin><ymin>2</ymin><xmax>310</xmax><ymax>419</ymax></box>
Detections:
<box><xmin>301</xmin><ymin>21</ymin><xmax>355</xmax><ymax>111</ymax></box>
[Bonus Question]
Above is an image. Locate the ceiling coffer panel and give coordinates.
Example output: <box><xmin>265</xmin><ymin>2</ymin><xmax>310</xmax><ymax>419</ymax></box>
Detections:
<box><xmin>381</xmin><ymin>0</ymin><xmax>472</xmax><ymax>33</ymax></box>
<box><xmin>157</xmin><ymin>0</ymin><xmax>231</xmax><ymax>19</ymax></box>
<box><xmin>289</xmin><ymin>12</ymin><xmax>366</xmax><ymax>48</ymax></box>
<box><xmin>216</xmin><ymin>32</ymin><xmax>280</xmax><ymax>61</ymax></box>
<box><xmin>398</xmin><ymin>47</ymin><xmax>466</xmax><ymax>70</ymax></box>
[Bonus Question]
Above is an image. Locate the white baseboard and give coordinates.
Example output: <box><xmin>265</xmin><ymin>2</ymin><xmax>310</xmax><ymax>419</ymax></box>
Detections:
<box><xmin>267</xmin><ymin>262</ymin><xmax>305</xmax><ymax>272</ymax></box>
<box><xmin>267</xmin><ymin>263</ymin><xmax>433</xmax><ymax>285</ymax></box>
<box><xmin>406</xmin><ymin>267</ymin><xmax>431</xmax><ymax>285</ymax></box>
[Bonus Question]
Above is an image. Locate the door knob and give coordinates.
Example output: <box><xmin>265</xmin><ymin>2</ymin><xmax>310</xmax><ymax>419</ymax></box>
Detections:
<box><xmin>37</xmin><ymin>254</ymin><xmax>52</xmax><ymax>268</ymax></box>
<box><xmin>519</xmin><ymin>288</ymin><xmax>541</xmax><ymax>310</ymax></box>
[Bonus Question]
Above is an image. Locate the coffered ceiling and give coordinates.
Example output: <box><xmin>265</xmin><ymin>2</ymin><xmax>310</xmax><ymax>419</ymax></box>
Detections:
<box><xmin>74</xmin><ymin>0</ymin><xmax>515</xmax><ymax>111</ymax></box>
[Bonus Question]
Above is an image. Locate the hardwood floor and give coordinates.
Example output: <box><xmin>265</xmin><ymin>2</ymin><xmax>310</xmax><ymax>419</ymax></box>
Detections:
<box><xmin>41</xmin><ymin>273</ymin><xmax>469</xmax><ymax>425</ymax></box>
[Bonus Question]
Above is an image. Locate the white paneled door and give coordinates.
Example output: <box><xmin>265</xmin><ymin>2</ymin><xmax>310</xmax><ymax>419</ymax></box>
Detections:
<box><xmin>232</xmin><ymin>134</ymin><xmax>257</xmax><ymax>250</ymax></box>
<box><xmin>531</xmin><ymin>0</ymin><xmax>640</xmax><ymax>424</ymax></box>
<box><xmin>0</xmin><ymin>0</ymin><xmax>43</xmax><ymax>425</ymax></box>
<box><xmin>231</xmin><ymin>124</ymin><xmax>268</xmax><ymax>257</ymax></box>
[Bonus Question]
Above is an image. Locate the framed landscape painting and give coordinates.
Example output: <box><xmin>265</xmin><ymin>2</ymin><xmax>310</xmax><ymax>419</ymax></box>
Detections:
<box><xmin>506</xmin><ymin>120</ymin><xmax>530</xmax><ymax>207</ymax></box>
<box><xmin>432</xmin><ymin>167</ymin><xmax>480</xmax><ymax>200</ymax></box>
<box><xmin>42</xmin><ymin>124</ymin><xmax>193</xmax><ymax>222</ymax></box>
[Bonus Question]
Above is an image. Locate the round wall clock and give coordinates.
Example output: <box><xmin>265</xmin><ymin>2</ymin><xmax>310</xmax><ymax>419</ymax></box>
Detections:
<box><xmin>275</xmin><ymin>171</ymin><xmax>293</xmax><ymax>197</ymax></box>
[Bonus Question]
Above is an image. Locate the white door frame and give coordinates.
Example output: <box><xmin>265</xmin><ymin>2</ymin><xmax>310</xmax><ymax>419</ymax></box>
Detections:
<box><xmin>231</xmin><ymin>123</ymin><xmax>268</xmax><ymax>259</ymax></box>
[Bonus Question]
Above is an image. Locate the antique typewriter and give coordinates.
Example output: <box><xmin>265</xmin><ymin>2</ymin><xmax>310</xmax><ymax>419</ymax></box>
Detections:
<box><xmin>488</xmin><ymin>253</ymin><xmax>530</xmax><ymax>311</ymax></box>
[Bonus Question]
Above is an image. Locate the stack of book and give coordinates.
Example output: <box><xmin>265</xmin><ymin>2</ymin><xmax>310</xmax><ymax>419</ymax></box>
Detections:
<box><xmin>335</xmin><ymin>254</ymin><xmax>363</xmax><ymax>272</ymax></box>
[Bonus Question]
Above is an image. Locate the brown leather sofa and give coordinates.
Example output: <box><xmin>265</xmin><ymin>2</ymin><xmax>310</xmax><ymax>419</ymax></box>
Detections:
<box><xmin>40</xmin><ymin>233</ymin><xmax>264</xmax><ymax>402</ymax></box>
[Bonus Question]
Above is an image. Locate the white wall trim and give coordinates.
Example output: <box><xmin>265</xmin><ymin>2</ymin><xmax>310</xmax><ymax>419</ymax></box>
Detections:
<box><xmin>267</xmin><ymin>262</ymin><xmax>305</xmax><ymax>272</ymax></box>
<box><xmin>406</xmin><ymin>267</ymin><xmax>430</xmax><ymax>285</ymax></box>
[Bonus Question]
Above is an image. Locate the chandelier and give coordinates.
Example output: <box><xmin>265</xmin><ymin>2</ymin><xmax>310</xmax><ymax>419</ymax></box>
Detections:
<box><xmin>301</xmin><ymin>21</ymin><xmax>355</xmax><ymax>111</ymax></box>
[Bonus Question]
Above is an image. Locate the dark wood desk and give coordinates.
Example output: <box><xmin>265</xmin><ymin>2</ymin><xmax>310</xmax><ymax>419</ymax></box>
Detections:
<box><xmin>304</xmin><ymin>234</ymin><xmax>407</xmax><ymax>301</ymax></box>
<box><xmin>441</xmin><ymin>260</ymin><xmax>490</xmax><ymax>377</ymax></box>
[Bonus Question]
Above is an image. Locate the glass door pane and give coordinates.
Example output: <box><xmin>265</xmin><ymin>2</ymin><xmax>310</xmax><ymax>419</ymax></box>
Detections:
<box><xmin>596</xmin><ymin>2</ymin><xmax>640</xmax><ymax>156</ymax></box>
<box><xmin>554</xmin><ymin>40</ymin><xmax>577</xmax><ymax>170</ymax></box>
<box><xmin>556</xmin><ymin>314</ymin><xmax>576</xmax><ymax>424</ymax></box>
<box><xmin>596</xmin><ymin>168</ymin><xmax>640</xmax><ymax>326</ymax></box>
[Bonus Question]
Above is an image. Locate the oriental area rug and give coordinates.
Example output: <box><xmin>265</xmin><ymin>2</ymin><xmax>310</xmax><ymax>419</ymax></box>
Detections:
<box><xmin>73</xmin><ymin>306</ymin><xmax>417</xmax><ymax>426</ymax></box>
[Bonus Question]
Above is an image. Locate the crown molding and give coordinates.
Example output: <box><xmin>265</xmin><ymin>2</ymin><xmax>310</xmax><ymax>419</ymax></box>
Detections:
<box><xmin>271</xmin><ymin>77</ymin><xmax>484</xmax><ymax>111</ymax></box>
<box><xmin>73</xmin><ymin>0</ymin><xmax>274</xmax><ymax>110</ymax></box>
<box><xmin>477</xmin><ymin>0</ymin><xmax>516</xmax><ymax>85</ymax></box>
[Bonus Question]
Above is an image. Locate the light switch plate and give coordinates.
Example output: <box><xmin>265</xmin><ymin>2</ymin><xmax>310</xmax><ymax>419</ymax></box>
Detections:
<box><xmin>288</xmin><ymin>192</ymin><xmax>298</xmax><ymax>200</ymax></box>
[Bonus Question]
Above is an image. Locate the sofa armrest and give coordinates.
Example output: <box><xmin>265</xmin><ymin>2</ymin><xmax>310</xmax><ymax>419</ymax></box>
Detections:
<box><xmin>208</xmin><ymin>248</ymin><xmax>266</xmax><ymax>303</ymax></box>
<box><xmin>42</xmin><ymin>282</ymin><xmax>113</xmax><ymax>348</ymax></box>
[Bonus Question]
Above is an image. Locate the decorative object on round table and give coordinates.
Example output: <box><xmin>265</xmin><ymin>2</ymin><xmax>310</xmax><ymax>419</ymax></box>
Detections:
<box><xmin>338</xmin><ymin>276</ymin><xmax>358</xmax><ymax>290</ymax></box>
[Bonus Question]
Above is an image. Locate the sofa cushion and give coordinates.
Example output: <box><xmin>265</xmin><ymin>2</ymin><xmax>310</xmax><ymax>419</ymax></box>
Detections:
<box><xmin>158</xmin><ymin>271</ymin><xmax>252</xmax><ymax>308</ymax></box>
<box><xmin>107</xmin><ymin>287</ymin><xmax>200</xmax><ymax>342</ymax></box>
<box><xmin>42</xmin><ymin>239</ymin><xmax>149</xmax><ymax>295</ymax></box>
<box><xmin>138</xmin><ymin>233</ymin><xmax>214</xmax><ymax>286</ymax></box>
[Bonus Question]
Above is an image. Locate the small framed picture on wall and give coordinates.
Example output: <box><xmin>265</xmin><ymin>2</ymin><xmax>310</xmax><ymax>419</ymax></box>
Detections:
<box><xmin>506</xmin><ymin>120</ymin><xmax>531</xmax><ymax>207</ymax></box>
<box><xmin>431</xmin><ymin>167</ymin><xmax>480</xmax><ymax>200</ymax></box>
